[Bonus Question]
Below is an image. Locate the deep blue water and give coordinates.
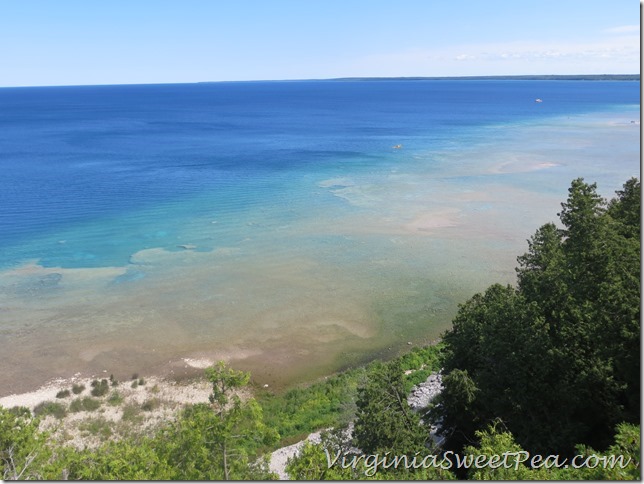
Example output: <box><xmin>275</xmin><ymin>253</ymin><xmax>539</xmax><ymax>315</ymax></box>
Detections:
<box><xmin>0</xmin><ymin>79</ymin><xmax>640</xmax><ymax>392</ymax></box>
<box><xmin>0</xmin><ymin>80</ymin><xmax>639</xmax><ymax>269</ymax></box>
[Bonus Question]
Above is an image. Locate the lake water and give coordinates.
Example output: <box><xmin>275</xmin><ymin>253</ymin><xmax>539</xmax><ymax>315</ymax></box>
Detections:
<box><xmin>0</xmin><ymin>80</ymin><xmax>639</xmax><ymax>393</ymax></box>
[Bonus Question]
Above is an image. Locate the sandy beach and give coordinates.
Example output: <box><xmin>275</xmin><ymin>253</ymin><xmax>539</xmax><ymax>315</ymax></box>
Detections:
<box><xmin>0</xmin><ymin>365</ymin><xmax>221</xmax><ymax>451</ymax></box>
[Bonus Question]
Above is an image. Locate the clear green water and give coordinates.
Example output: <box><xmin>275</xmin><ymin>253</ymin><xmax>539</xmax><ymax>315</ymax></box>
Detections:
<box><xmin>0</xmin><ymin>81</ymin><xmax>639</xmax><ymax>393</ymax></box>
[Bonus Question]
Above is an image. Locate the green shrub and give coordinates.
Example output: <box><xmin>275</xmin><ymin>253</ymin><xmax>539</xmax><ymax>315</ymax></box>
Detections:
<box><xmin>258</xmin><ymin>367</ymin><xmax>364</xmax><ymax>443</ymax></box>
<box><xmin>72</xmin><ymin>383</ymin><xmax>85</xmax><ymax>395</ymax></box>
<box><xmin>70</xmin><ymin>397</ymin><xmax>101</xmax><ymax>412</ymax></box>
<box><xmin>257</xmin><ymin>344</ymin><xmax>444</xmax><ymax>445</ymax></box>
<box><xmin>141</xmin><ymin>398</ymin><xmax>160</xmax><ymax>412</ymax></box>
<box><xmin>397</xmin><ymin>344</ymin><xmax>443</xmax><ymax>372</ymax></box>
<box><xmin>33</xmin><ymin>401</ymin><xmax>67</xmax><ymax>419</ymax></box>
<box><xmin>69</xmin><ymin>399</ymin><xmax>82</xmax><ymax>412</ymax></box>
<box><xmin>83</xmin><ymin>397</ymin><xmax>102</xmax><ymax>411</ymax></box>
<box><xmin>138</xmin><ymin>377</ymin><xmax>145</xmax><ymax>386</ymax></box>
<box><xmin>403</xmin><ymin>367</ymin><xmax>435</xmax><ymax>393</ymax></box>
<box><xmin>109</xmin><ymin>374</ymin><xmax>119</xmax><ymax>386</ymax></box>
<box><xmin>79</xmin><ymin>417</ymin><xmax>113</xmax><ymax>439</ymax></box>
<box><xmin>107</xmin><ymin>391</ymin><xmax>124</xmax><ymax>406</ymax></box>
<box><xmin>7</xmin><ymin>406</ymin><xmax>31</xmax><ymax>418</ymax></box>
<box><xmin>91</xmin><ymin>379</ymin><xmax>110</xmax><ymax>397</ymax></box>
<box><xmin>121</xmin><ymin>404</ymin><xmax>143</xmax><ymax>423</ymax></box>
<box><xmin>56</xmin><ymin>389</ymin><xmax>71</xmax><ymax>399</ymax></box>
<box><xmin>131</xmin><ymin>380</ymin><xmax>139</xmax><ymax>389</ymax></box>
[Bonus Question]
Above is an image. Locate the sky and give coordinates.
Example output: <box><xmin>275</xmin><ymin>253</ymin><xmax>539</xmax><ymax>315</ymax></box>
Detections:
<box><xmin>0</xmin><ymin>0</ymin><xmax>640</xmax><ymax>87</ymax></box>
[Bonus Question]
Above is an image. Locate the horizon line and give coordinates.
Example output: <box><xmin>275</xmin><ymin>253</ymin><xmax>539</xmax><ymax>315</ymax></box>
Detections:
<box><xmin>0</xmin><ymin>73</ymin><xmax>639</xmax><ymax>89</ymax></box>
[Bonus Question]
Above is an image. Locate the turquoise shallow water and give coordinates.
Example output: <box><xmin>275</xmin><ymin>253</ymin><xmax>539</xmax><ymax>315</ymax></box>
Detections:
<box><xmin>0</xmin><ymin>81</ymin><xmax>639</xmax><ymax>393</ymax></box>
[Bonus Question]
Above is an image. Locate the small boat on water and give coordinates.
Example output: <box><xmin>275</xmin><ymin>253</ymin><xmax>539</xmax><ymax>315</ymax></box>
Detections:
<box><xmin>392</xmin><ymin>144</ymin><xmax>403</xmax><ymax>149</ymax></box>
<box><xmin>535</xmin><ymin>98</ymin><xmax>543</xmax><ymax>103</ymax></box>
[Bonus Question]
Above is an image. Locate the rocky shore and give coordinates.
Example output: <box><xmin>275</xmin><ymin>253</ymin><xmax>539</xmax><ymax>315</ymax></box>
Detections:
<box><xmin>407</xmin><ymin>371</ymin><xmax>443</xmax><ymax>411</ymax></box>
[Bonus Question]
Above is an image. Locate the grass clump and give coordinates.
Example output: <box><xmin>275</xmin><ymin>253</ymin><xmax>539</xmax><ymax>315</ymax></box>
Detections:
<box><xmin>55</xmin><ymin>389</ymin><xmax>71</xmax><ymax>399</ymax></box>
<box><xmin>72</xmin><ymin>383</ymin><xmax>85</xmax><ymax>395</ymax></box>
<box><xmin>79</xmin><ymin>417</ymin><xmax>113</xmax><ymax>439</ymax></box>
<box><xmin>121</xmin><ymin>404</ymin><xmax>143</xmax><ymax>423</ymax></box>
<box><xmin>141</xmin><ymin>398</ymin><xmax>160</xmax><ymax>412</ymax></box>
<box><xmin>131</xmin><ymin>380</ymin><xmax>139</xmax><ymax>389</ymax></box>
<box><xmin>107</xmin><ymin>391</ymin><xmax>124</xmax><ymax>406</ymax></box>
<box><xmin>149</xmin><ymin>384</ymin><xmax>160</xmax><ymax>394</ymax></box>
<box><xmin>69</xmin><ymin>398</ymin><xmax>83</xmax><ymax>412</ymax></box>
<box><xmin>109</xmin><ymin>374</ymin><xmax>119</xmax><ymax>387</ymax></box>
<box><xmin>83</xmin><ymin>397</ymin><xmax>102</xmax><ymax>411</ymax></box>
<box><xmin>90</xmin><ymin>379</ymin><xmax>110</xmax><ymax>397</ymax></box>
<box><xmin>70</xmin><ymin>397</ymin><xmax>101</xmax><ymax>413</ymax></box>
<box><xmin>138</xmin><ymin>377</ymin><xmax>145</xmax><ymax>386</ymax></box>
<box><xmin>33</xmin><ymin>401</ymin><xmax>67</xmax><ymax>419</ymax></box>
<box><xmin>8</xmin><ymin>406</ymin><xmax>31</xmax><ymax>418</ymax></box>
<box><xmin>91</xmin><ymin>379</ymin><xmax>110</xmax><ymax>397</ymax></box>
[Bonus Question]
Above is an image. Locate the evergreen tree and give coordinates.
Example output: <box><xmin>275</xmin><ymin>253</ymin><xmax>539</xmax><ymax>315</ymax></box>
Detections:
<box><xmin>156</xmin><ymin>362</ymin><xmax>278</xmax><ymax>480</ymax></box>
<box><xmin>437</xmin><ymin>178</ymin><xmax>641</xmax><ymax>455</ymax></box>
<box><xmin>353</xmin><ymin>361</ymin><xmax>428</xmax><ymax>455</ymax></box>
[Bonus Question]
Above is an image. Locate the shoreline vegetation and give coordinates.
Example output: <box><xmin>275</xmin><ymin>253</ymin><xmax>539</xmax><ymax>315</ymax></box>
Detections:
<box><xmin>1</xmin><ymin>176</ymin><xmax>639</xmax><ymax>480</ymax></box>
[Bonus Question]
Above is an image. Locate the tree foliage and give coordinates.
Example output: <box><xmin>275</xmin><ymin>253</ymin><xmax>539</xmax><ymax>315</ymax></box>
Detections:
<box><xmin>286</xmin><ymin>431</ymin><xmax>362</xmax><ymax>480</ymax></box>
<box><xmin>437</xmin><ymin>178</ymin><xmax>641</xmax><ymax>455</ymax></box>
<box><xmin>353</xmin><ymin>361</ymin><xmax>428</xmax><ymax>456</ymax></box>
<box><xmin>59</xmin><ymin>439</ymin><xmax>173</xmax><ymax>480</ymax></box>
<box><xmin>463</xmin><ymin>422</ymin><xmax>640</xmax><ymax>480</ymax></box>
<box><xmin>156</xmin><ymin>361</ymin><xmax>278</xmax><ymax>480</ymax></box>
<box><xmin>0</xmin><ymin>408</ymin><xmax>50</xmax><ymax>480</ymax></box>
<box><xmin>287</xmin><ymin>428</ymin><xmax>455</xmax><ymax>480</ymax></box>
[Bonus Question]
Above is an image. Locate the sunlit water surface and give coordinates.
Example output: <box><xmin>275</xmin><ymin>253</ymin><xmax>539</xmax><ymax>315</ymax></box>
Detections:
<box><xmin>0</xmin><ymin>81</ymin><xmax>639</xmax><ymax>393</ymax></box>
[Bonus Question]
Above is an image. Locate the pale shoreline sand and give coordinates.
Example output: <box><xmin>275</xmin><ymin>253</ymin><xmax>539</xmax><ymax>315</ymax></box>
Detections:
<box><xmin>0</xmin><ymin>358</ymin><xmax>215</xmax><ymax>410</ymax></box>
<box><xmin>0</xmin><ymin>369</ymin><xmax>223</xmax><ymax>452</ymax></box>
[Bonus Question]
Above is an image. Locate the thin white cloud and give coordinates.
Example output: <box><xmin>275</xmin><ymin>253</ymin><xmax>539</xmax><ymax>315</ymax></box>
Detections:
<box><xmin>603</xmin><ymin>25</ymin><xmax>640</xmax><ymax>34</ymax></box>
<box><xmin>482</xmin><ymin>38</ymin><xmax>639</xmax><ymax>63</ymax></box>
<box><xmin>344</xmin><ymin>35</ymin><xmax>639</xmax><ymax>77</ymax></box>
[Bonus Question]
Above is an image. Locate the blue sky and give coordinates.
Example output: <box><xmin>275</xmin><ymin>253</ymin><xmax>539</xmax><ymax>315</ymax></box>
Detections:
<box><xmin>1</xmin><ymin>0</ymin><xmax>639</xmax><ymax>86</ymax></box>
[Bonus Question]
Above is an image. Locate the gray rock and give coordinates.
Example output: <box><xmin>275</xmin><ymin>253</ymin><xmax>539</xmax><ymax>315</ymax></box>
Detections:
<box><xmin>407</xmin><ymin>371</ymin><xmax>443</xmax><ymax>411</ymax></box>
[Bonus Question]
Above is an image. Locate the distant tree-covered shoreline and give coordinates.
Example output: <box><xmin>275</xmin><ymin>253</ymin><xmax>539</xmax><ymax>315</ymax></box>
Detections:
<box><xmin>324</xmin><ymin>74</ymin><xmax>640</xmax><ymax>81</ymax></box>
